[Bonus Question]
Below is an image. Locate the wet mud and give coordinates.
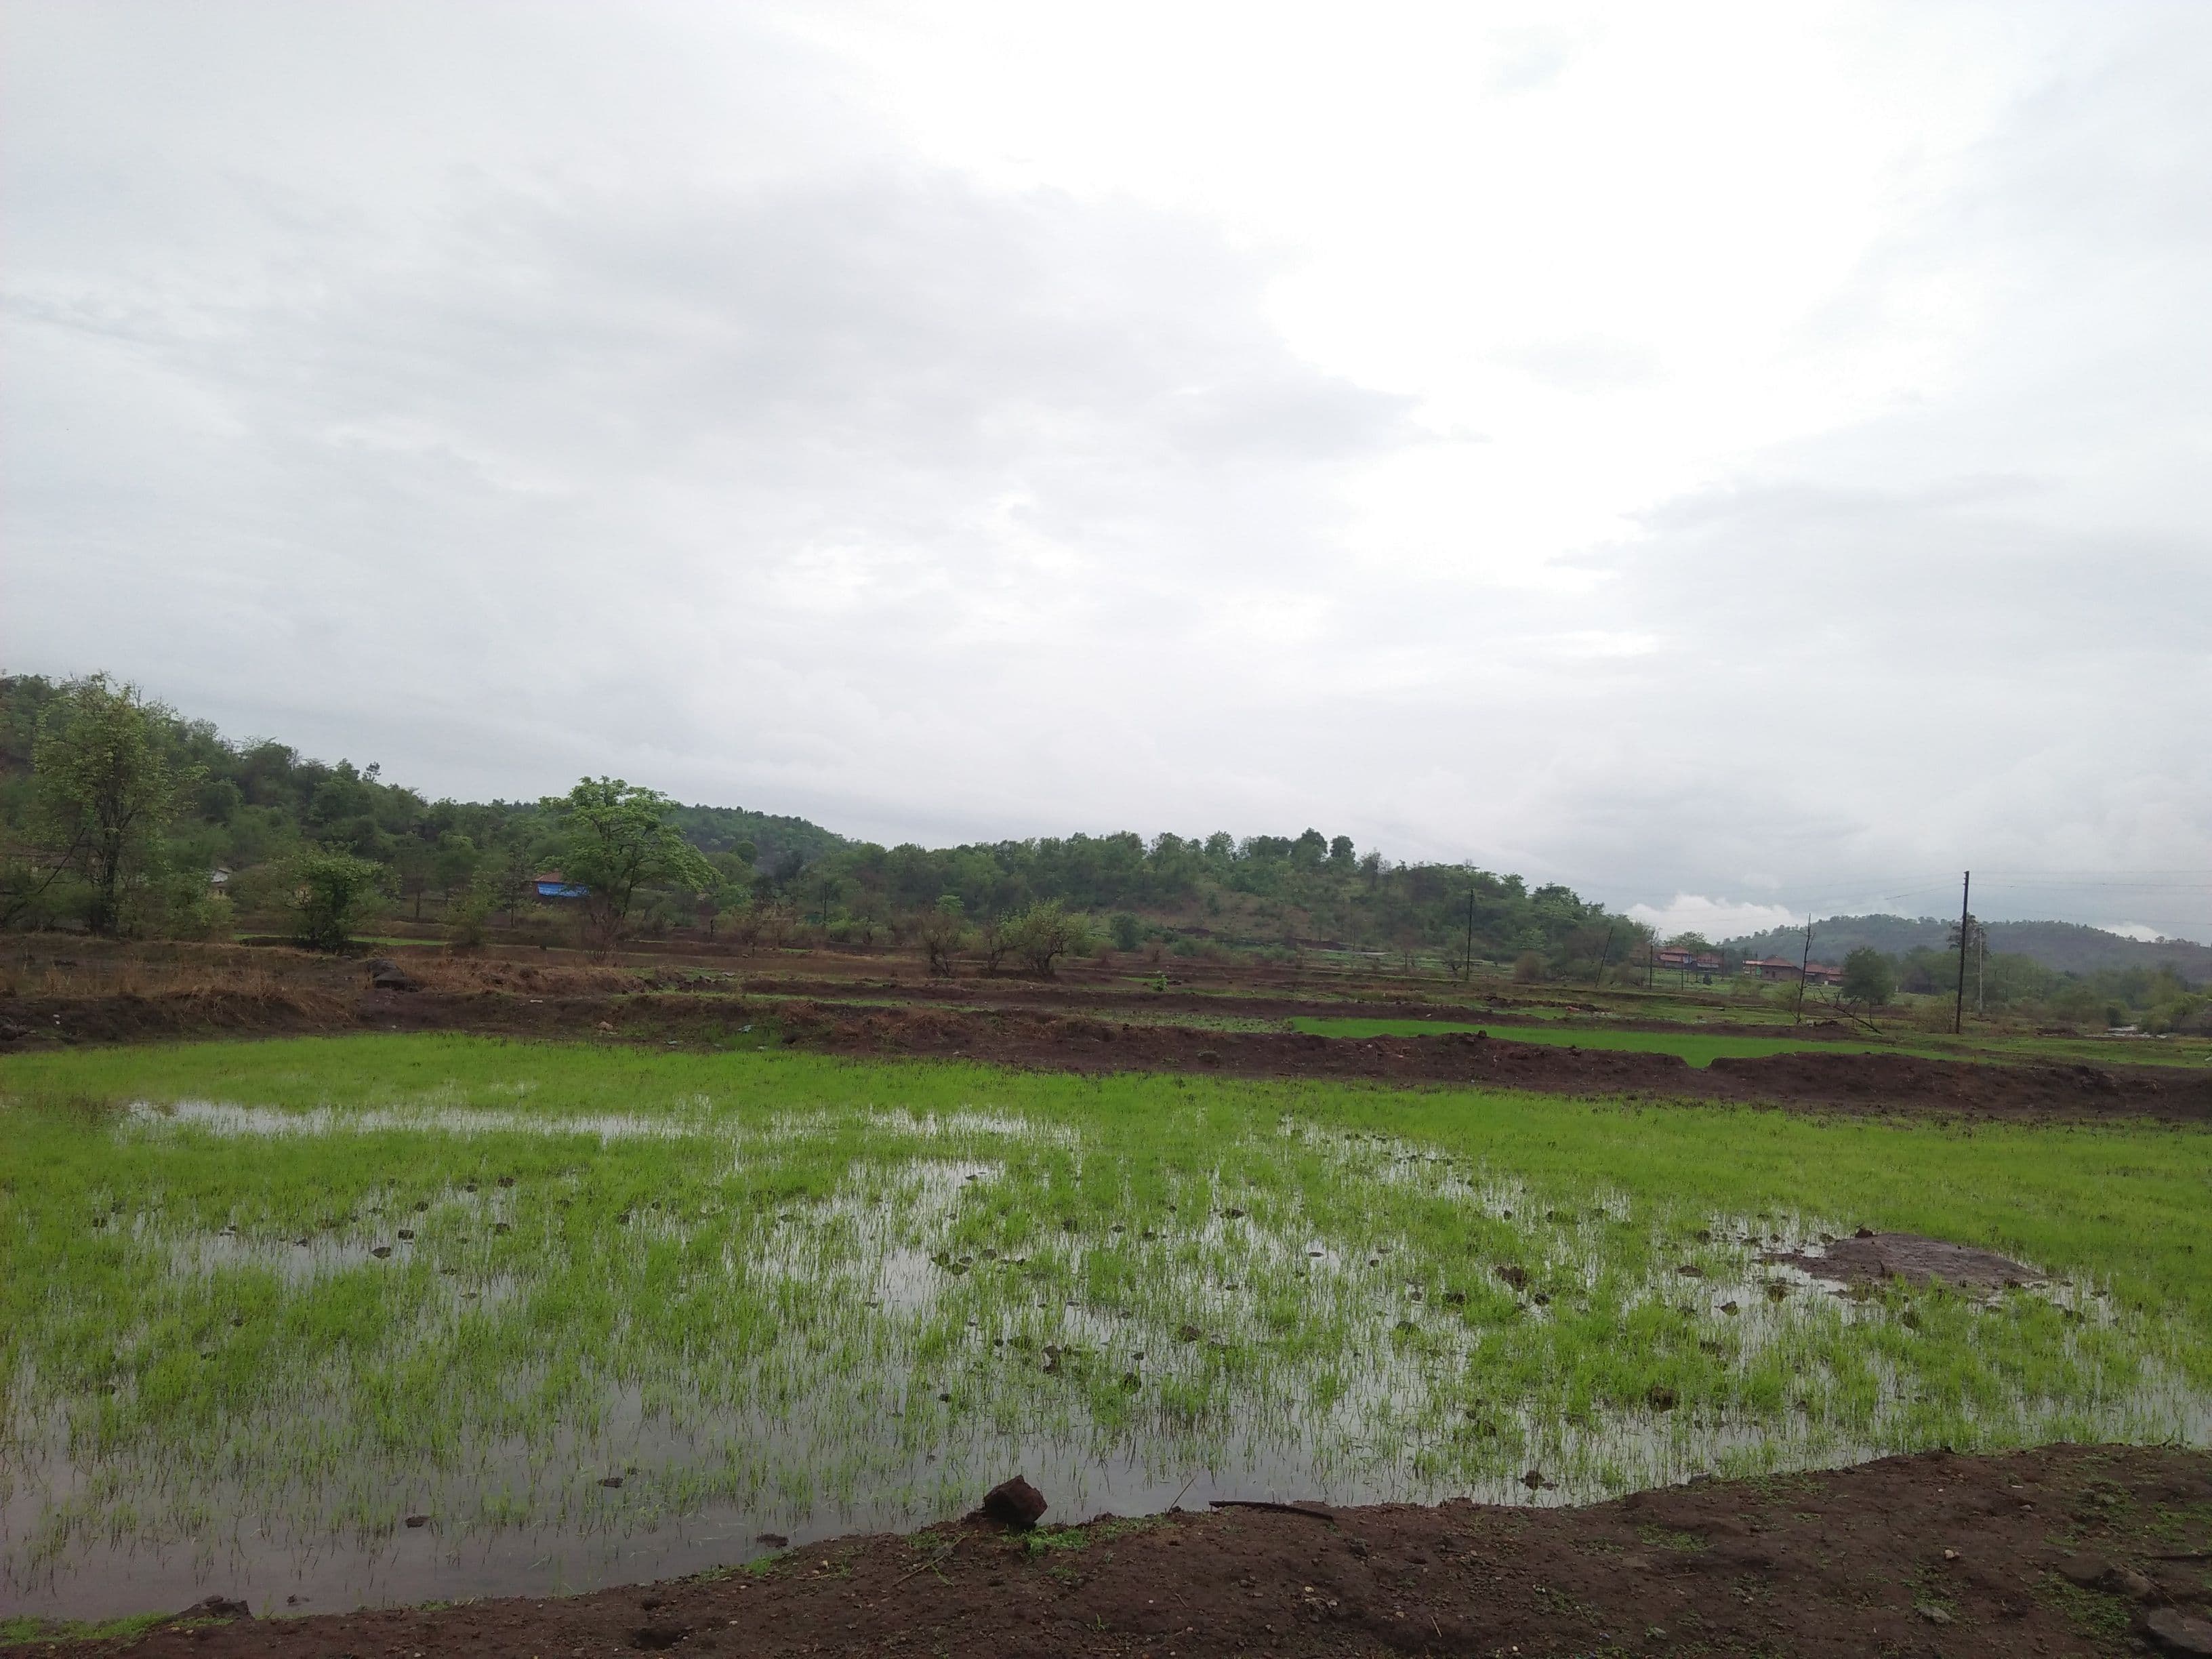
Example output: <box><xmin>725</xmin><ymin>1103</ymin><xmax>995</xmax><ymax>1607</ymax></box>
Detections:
<box><xmin>29</xmin><ymin>1444</ymin><xmax>2212</xmax><ymax>1657</ymax></box>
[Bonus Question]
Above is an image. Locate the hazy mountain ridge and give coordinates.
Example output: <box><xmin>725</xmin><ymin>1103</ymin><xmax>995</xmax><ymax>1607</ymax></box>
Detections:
<box><xmin>1726</xmin><ymin>914</ymin><xmax>2212</xmax><ymax>981</ymax></box>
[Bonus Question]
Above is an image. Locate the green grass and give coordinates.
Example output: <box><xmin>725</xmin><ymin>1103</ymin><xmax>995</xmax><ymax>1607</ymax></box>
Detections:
<box><xmin>3</xmin><ymin>1034</ymin><xmax>2208</xmax><ymax>1616</ymax></box>
<box><xmin>1286</xmin><ymin>1017</ymin><xmax>1893</xmax><ymax>1067</ymax></box>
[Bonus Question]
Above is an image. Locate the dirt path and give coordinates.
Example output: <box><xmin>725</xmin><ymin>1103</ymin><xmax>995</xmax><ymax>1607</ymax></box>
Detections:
<box><xmin>28</xmin><ymin>1446</ymin><xmax>2211</xmax><ymax>1657</ymax></box>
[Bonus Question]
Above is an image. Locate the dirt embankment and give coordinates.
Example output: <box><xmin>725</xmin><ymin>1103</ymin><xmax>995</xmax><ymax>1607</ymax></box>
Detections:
<box><xmin>4</xmin><ymin>989</ymin><xmax>2210</xmax><ymax>1126</ymax></box>
<box><xmin>32</xmin><ymin>1446</ymin><xmax>2212</xmax><ymax>1658</ymax></box>
<box><xmin>787</xmin><ymin>1001</ymin><xmax>2212</xmax><ymax>1125</ymax></box>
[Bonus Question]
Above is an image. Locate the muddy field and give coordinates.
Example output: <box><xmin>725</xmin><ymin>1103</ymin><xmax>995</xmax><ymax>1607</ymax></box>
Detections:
<box><xmin>7</xmin><ymin>943</ymin><xmax>2211</xmax><ymax>1654</ymax></box>
<box><xmin>24</xmin><ymin>1446</ymin><xmax>2212</xmax><ymax>1657</ymax></box>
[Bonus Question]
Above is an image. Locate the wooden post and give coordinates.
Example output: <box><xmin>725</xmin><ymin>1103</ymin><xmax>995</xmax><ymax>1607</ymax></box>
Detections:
<box><xmin>1793</xmin><ymin>916</ymin><xmax>1814</xmax><ymax>1025</ymax></box>
<box><xmin>1953</xmin><ymin>870</ymin><xmax>1971</xmax><ymax>1035</ymax></box>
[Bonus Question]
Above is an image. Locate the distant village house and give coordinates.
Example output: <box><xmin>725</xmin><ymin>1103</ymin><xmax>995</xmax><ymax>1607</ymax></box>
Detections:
<box><xmin>1741</xmin><ymin>955</ymin><xmax>1843</xmax><ymax>985</ymax></box>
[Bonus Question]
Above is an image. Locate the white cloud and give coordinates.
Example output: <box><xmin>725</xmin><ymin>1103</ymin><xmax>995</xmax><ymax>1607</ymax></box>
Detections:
<box><xmin>1627</xmin><ymin>896</ymin><xmax>1801</xmax><ymax>943</ymax></box>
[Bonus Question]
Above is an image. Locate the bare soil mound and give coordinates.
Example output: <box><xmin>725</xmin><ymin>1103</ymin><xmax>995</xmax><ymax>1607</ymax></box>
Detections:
<box><xmin>32</xmin><ymin>1445</ymin><xmax>2212</xmax><ymax>1658</ymax></box>
<box><xmin>792</xmin><ymin>1002</ymin><xmax>2212</xmax><ymax>1124</ymax></box>
<box><xmin>1761</xmin><ymin>1231</ymin><xmax>2041</xmax><ymax>1290</ymax></box>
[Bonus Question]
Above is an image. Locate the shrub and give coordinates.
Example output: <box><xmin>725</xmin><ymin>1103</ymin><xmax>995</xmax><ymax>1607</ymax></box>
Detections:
<box><xmin>287</xmin><ymin>851</ymin><xmax>389</xmax><ymax>952</ymax></box>
<box><xmin>1841</xmin><ymin>947</ymin><xmax>1896</xmax><ymax>1007</ymax></box>
<box><xmin>1006</xmin><ymin>899</ymin><xmax>1090</xmax><ymax>977</ymax></box>
<box><xmin>449</xmin><ymin>884</ymin><xmax>494</xmax><ymax>949</ymax></box>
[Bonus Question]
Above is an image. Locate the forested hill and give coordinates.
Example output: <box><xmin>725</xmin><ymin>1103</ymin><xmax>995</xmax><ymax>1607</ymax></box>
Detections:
<box><xmin>1</xmin><ymin>672</ymin><xmax>1632</xmax><ymax>966</ymax></box>
<box><xmin>1</xmin><ymin>672</ymin><xmax>845</xmax><ymax>889</ymax></box>
<box><xmin>668</xmin><ymin>804</ymin><xmax>848</xmax><ymax>873</ymax></box>
<box><xmin>1726</xmin><ymin>914</ymin><xmax>2212</xmax><ymax>981</ymax></box>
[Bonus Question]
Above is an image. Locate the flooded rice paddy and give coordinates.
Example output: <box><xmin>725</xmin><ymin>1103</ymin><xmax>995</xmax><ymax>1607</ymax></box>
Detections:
<box><xmin>3</xmin><ymin>1037</ymin><xmax>2208</xmax><ymax>1620</ymax></box>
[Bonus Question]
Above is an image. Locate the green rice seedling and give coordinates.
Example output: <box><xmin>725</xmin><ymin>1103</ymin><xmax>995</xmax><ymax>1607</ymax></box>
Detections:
<box><xmin>1</xmin><ymin>1033</ymin><xmax>2207</xmax><ymax>1621</ymax></box>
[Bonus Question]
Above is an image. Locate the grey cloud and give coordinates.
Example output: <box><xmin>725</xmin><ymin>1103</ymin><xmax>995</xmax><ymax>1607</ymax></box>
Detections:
<box><xmin>3</xmin><ymin>4</ymin><xmax>2209</xmax><ymax>942</ymax></box>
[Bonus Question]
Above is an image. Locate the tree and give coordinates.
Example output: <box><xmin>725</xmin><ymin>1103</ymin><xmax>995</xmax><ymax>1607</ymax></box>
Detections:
<box><xmin>288</xmin><ymin>851</ymin><xmax>388</xmax><ymax>951</ymax></box>
<box><xmin>434</xmin><ymin>834</ymin><xmax>482</xmax><ymax>905</ymax></box>
<box><xmin>394</xmin><ymin>838</ymin><xmax>436</xmax><ymax>922</ymax></box>
<box><xmin>31</xmin><ymin>676</ymin><xmax>201</xmax><ymax>935</ymax></box>
<box><xmin>975</xmin><ymin>912</ymin><xmax>1013</xmax><ymax>976</ymax></box>
<box><xmin>1841</xmin><ymin>947</ymin><xmax>1896</xmax><ymax>1008</ymax></box>
<box><xmin>915</xmin><ymin>897</ymin><xmax>969</xmax><ymax>976</ymax></box>
<box><xmin>544</xmin><ymin>777</ymin><xmax>712</xmax><ymax>951</ymax></box>
<box><xmin>1006</xmin><ymin>899</ymin><xmax>1089</xmax><ymax>977</ymax></box>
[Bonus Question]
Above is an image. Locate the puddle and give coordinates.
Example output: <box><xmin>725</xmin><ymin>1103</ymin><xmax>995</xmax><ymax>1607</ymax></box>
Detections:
<box><xmin>127</xmin><ymin>1099</ymin><xmax>701</xmax><ymax>1142</ymax></box>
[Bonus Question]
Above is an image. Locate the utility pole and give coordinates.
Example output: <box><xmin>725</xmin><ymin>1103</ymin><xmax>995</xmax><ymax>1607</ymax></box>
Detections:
<box><xmin>1953</xmin><ymin>869</ymin><xmax>1971</xmax><ymax>1035</ymax></box>
<box><xmin>1463</xmin><ymin>880</ymin><xmax>1476</xmax><ymax>985</ymax></box>
<box><xmin>1976</xmin><ymin>924</ymin><xmax>1986</xmax><ymax>1017</ymax></box>
<box><xmin>1793</xmin><ymin>914</ymin><xmax>1814</xmax><ymax>1025</ymax></box>
<box><xmin>1592</xmin><ymin>924</ymin><xmax>1616</xmax><ymax>988</ymax></box>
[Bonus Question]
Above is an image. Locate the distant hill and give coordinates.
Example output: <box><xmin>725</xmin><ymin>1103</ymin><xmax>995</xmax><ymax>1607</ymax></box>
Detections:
<box><xmin>669</xmin><ymin>803</ymin><xmax>847</xmax><ymax>873</ymax></box>
<box><xmin>1725</xmin><ymin>914</ymin><xmax>2212</xmax><ymax>982</ymax></box>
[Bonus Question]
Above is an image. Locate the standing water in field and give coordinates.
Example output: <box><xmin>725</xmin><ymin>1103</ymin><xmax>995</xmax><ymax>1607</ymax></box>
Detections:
<box><xmin>3</xmin><ymin>1048</ymin><xmax>2207</xmax><ymax>1620</ymax></box>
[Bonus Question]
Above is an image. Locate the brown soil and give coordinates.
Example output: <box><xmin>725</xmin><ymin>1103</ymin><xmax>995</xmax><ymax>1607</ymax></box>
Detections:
<box><xmin>5</xmin><ymin>988</ymin><xmax>2210</xmax><ymax>1126</ymax></box>
<box><xmin>30</xmin><ymin>1446</ymin><xmax>2212</xmax><ymax>1657</ymax></box>
<box><xmin>1761</xmin><ymin>1231</ymin><xmax>2043</xmax><ymax>1290</ymax></box>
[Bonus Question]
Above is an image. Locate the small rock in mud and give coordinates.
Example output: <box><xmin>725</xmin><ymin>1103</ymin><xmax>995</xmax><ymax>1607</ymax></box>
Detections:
<box><xmin>1647</xmin><ymin>1385</ymin><xmax>1678</xmax><ymax>1410</ymax></box>
<box><xmin>1495</xmin><ymin>1264</ymin><xmax>1528</xmax><ymax>1290</ymax></box>
<box><xmin>1521</xmin><ymin>1469</ymin><xmax>1547</xmax><ymax>1490</ymax></box>
<box><xmin>370</xmin><ymin>1245</ymin><xmax>392</xmax><ymax>1258</ymax></box>
<box><xmin>404</xmin><ymin>1514</ymin><xmax>428</xmax><ymax>1528</ymax></box>
<box><xmin>1677</xmin><ymin>1263</ymin><xmax>1704</xmax><ymax>1277</ymax></box>
<box><xmin>180</xmin><ymin>1596</ymin><xmax>250</xmax><ymax>1620</ymax></box>
<box><xmin>600</xmin><ymin>1475</ymin><xmax>625</xmax><ymax>1489</ymax></box>
<box><xmin>754</xmin><ymin>1532</ymin><xmax>789</xmax><ymax>1548</ymax></box>
<box><xmin>631</xmin><ymin>1625</ymin><xmax>689</xmax><ymax>1651</ymax></box>
<box><xmin>978</xmin><ymin>1475</ymin><xmax>1048</xmax><ymax>1530</ymax></box>
<box><xmin>397</xmin><ymin>1229</ymin><xmax>415</xmax><ymax>1240</ymax></box>
<box><xmin>1176</xmin><ymin>1324</ymin><xmax>1202</xmax><ymax>1342</ymax></box>
<box><xmin>2146</xmin><ymin>1607</ymin><xmax>2212</xmax><ymax>1656</ymax></box>
<box><xmin>493</xmin><ymin>1221</ymin><xmax>511</xmax><ymax>1234</ymax></box>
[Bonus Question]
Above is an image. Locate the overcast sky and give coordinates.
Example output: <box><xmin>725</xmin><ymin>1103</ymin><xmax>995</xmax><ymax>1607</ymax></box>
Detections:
<box><xmin>5</xmin><ymin>2</ymin><xmax>2208</xmax><ymax>940</ymax></box>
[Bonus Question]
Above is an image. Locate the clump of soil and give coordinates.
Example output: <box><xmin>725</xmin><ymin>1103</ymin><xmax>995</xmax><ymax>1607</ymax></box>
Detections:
<box><xmin>1761</xmin><ymin>1231</ymin><xmax>2041</xmax><ymax>1290</ymax></box>
<box><xmin>31</xmin><ymin>1445</ymin><xmax>2212</xmax><ymax>1658</ymax></box>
